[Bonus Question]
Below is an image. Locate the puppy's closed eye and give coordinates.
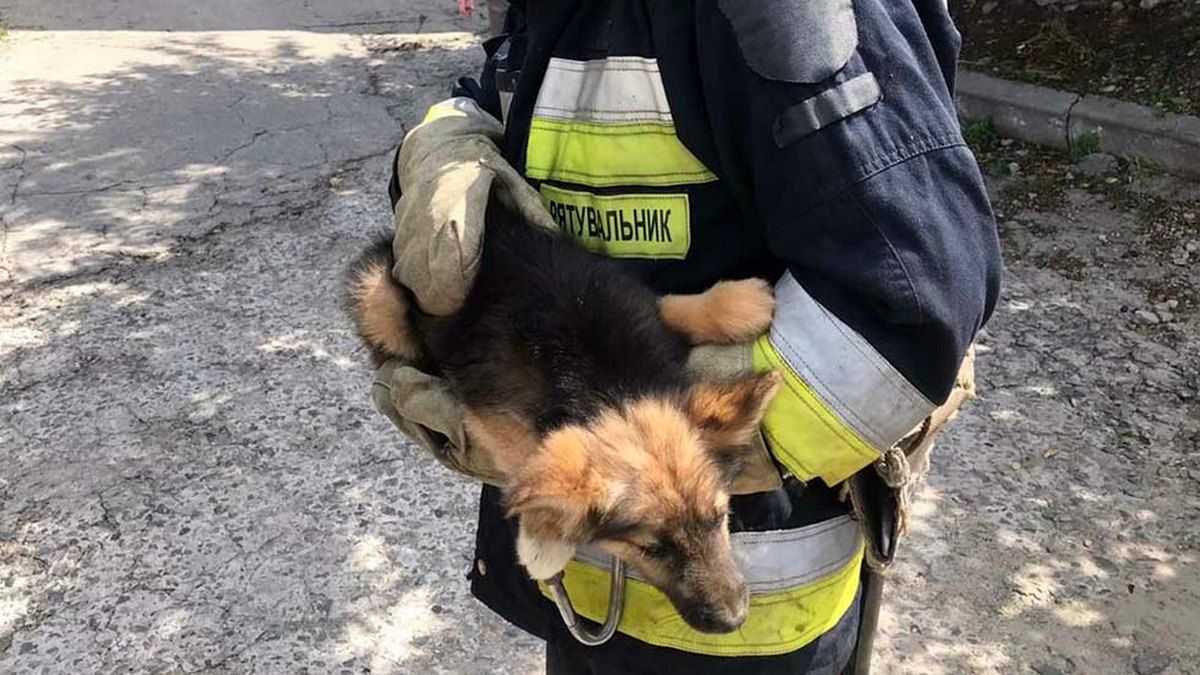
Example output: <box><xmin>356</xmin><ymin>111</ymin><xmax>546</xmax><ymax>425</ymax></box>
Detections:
<box><xmin>636</xmin><ymin>542</ymin><xmax>670</xmax><ymax>559</ymax></box>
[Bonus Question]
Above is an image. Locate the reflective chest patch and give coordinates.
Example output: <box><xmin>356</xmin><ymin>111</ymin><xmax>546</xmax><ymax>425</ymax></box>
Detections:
<box><xmin>526</xmin><ymin>56</ymin><xmax>710</xmax><ymax>259</ymax></box>
<box><xmin>541</xmin><ymin>185</ymin><xmax>691</xmax><ymax>260</ymax></box>
<box><xmin>526</xmin><ymin>57</ymin><xmax>715</xmax><ymax>188</ymax></box>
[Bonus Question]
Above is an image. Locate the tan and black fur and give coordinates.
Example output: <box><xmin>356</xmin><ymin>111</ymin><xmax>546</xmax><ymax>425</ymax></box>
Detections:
<box><xmin>347</xmin><ymin>201</ymin><xmax>778</xmax><ymax>633</ymax></box>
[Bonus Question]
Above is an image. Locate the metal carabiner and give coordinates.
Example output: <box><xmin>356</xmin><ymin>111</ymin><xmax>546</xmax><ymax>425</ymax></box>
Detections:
<box><xmin>545</xmin><ymin>555</ymin><xmax>627</xmax><ymax>646</ymax></box>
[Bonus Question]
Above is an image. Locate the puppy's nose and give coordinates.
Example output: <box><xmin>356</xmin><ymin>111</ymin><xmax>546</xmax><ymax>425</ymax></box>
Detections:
<box><xmin>721</xmin><ymin>584</ymin><xmax>750</xmax><ymax>629</ymax></box>
<box><xmin>690</xmin><ymin>584</ymin><xmax>748</xmax><ymax>633</ymax></box>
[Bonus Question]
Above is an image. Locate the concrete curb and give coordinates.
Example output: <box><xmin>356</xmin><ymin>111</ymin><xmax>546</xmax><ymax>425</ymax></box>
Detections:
<box><xmin>956</xmin><ymin>70</ymin><xmax>1200</xmax><ymax>177</ymax></box>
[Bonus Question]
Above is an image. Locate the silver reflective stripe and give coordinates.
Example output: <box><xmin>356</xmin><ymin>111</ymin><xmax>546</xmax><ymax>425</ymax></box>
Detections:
<box><xmin>532</xmin><ymin>57</ymin><xmax>674</xmax><ymax>124</ymax></box>
<box><xmin>772</xmin><ymin>72</ymin><xmax>881</xmax><ymax>147</ymax></box>
<box><xmin>500</xmin><ymin>91</ymin><xmax>514</xmax><ymax>125</ymax></box>
<box><xmin>573</xmin><ymin>515</ymin><xmax>862</xmax><ymax>595</ymax></box>
<box><xmin>770</xmin><ymin>272</ymin><xmax>935</xmax><ymax>450</ymax></box>
<box><xmin>731</xmin><ymin>515</ymin><xmax>862</xmax><ymax>593</ymax></box>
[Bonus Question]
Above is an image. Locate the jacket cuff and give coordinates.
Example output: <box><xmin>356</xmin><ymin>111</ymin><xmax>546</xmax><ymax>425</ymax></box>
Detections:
<box><xmin>753</xmin><ymin>273</ymin><xmax>935</xmax><ymax>486</ymax></box>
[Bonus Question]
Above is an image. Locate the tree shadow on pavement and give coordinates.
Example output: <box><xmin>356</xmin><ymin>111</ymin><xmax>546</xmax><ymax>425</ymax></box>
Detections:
<box><xmin>1</xmin><ymin>30</ymin><xmax>478</xmax><ymax>292</ymax></box>
<box><xmin>1</xmin><ymin>26</ymin><xmax>543</xmax><ymax>674</ymax></box>
<box><xmin>0</xmin><ymin>0</ymin><xmax>481</xmax><ymax>33</ymax></box>
<box><xmin>872</xmin><ymin>185</ymin><xmax>1200</xmax><ymax>675</ymax></box>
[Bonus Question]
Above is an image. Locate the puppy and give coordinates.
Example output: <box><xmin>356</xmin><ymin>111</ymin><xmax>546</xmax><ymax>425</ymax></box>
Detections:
<box><xmin>347</xmin><ymin>200</ymin><xmax>779</xmax><ymax>633</ymax></box>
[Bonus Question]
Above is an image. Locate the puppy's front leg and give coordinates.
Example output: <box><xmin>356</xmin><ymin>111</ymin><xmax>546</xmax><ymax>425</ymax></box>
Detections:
<box><xmin>659</xmin><ymin>278</ymin><xmax>775</xmax><ymax>345</ymax></box>
<box><xmin>516</xmin><ymin>522</ymin><xmax>576</xmax><ymax>580</ymax></box>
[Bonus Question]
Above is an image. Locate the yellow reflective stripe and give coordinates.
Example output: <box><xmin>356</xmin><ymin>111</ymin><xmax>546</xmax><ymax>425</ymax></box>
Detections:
<box><xmin>526</xmin><ymin>118</ymin><xmax>717</xmax><ymax>188</ymax></box>
<box><xmin>753</xmin><ymin>336</ymin><xmax>881</xmax><ymax>485</ymax></box>
<box><xmin>539</xmin><ymin>545</ymin><xmax>863</xmax><ymax>657</ymax></box>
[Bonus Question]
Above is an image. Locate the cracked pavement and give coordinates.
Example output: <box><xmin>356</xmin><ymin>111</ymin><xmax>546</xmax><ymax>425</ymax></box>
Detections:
<box><xmin>2</xmin><ymin>2</ymin><xmax>1199</xmax><ymax>674</ymax></box>
<box><xmin>1</xmin><ymin>3</ymin><xmax>540</xmax><ymax>673</ymax></box>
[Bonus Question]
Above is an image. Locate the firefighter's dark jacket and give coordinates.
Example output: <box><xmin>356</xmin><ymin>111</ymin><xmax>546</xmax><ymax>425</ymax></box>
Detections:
<box><xmin>390</xmin><ymin>0</ymin><xmax>1001</xmax><ymax>670</ymax></box>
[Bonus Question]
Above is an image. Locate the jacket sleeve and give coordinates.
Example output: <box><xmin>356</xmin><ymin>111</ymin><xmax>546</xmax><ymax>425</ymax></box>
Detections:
<box><xmin>694</xmin><ymin>0</ymin><xmax>1002</xmax><ymax>486</ymax></box>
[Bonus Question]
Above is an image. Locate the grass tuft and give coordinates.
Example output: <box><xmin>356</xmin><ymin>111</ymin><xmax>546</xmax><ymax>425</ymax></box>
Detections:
<box><xmin>1021</xmin><ymin>20</ymin><xmax>1096</xmax><ymax>80</ymax></box>
<box><xmin>1070</xmin><ymin>132</ymin><xmax>1101</xmax><ymax>162</ymax></box>
<box><xmin>1129</xmin><ymin>155</ymin><xmax>1165</xmax><ymax>180</ymax></box>
<box><xmin>964</xmin><ymin>118</ymin><xmax>1001</xmax><ymax>149</ymax></box>
<box><xmin>1152</xmin><ymin>90</ymin><xmax>1193</xmax><ymax>115</ymax></box>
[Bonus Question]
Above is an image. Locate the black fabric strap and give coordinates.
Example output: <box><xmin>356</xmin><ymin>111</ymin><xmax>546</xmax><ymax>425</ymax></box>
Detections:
<box><xmin>772</xmin><ymin>72</ymin><xmax>881</xmax><ymax>148</ymax></box>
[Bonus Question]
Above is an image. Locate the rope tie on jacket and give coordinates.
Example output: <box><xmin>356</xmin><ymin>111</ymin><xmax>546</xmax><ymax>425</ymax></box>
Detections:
<box><xmin>875</xmin><ymin>443</ymin><xmax>914</xmax><ymax>536</ymax></box>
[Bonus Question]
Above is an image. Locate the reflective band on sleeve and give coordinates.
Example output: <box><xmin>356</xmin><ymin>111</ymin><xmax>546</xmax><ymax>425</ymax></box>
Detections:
<box><xmin>541</xmin><ymin>517</ymin><xmax>864</xmax><ymax>657</ymax></box>
<box><xmin>753</xmin><ymin>273</ymin><xmax>936</xmax><ymax>485</ymax></box>
<box><xmin>539</xmin><ymin>185</ymin><xmax>691</xmax><ymax>259</ymax></box>
<box><xmin>526</xmin><ymin>57</ymin><xmax>717</xmax><ymax>189</ymax></box>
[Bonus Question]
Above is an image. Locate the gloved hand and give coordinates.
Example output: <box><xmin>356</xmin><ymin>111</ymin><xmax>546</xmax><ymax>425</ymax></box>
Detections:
<box><xmin>372</xmin><ymin>360</ymin><xmax>507</xmax><ymax>484</ymax></box>
<box><xmin>392</xmin><ymin>97</ymin><xmax>558</xmax><ymax>316</ymax></box>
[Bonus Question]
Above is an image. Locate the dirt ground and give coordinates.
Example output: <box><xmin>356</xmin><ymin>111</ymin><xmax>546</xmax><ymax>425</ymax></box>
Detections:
<box><xmin>950</xmin><ymin>0</ymin><xmax>1200</xmax><ymax>115</ymax></box>
<box><xmin>2</xmin><ymin>2</ymin><xmax>1199</xmax><ymax>674</ymax></box>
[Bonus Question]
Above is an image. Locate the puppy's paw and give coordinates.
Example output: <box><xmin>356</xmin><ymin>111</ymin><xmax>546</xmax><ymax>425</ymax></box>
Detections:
<box><xmin>516</xmin><ymin>526</ymin><xmax>576</xmax><ymax>580</ymax></box>
<box><xmin>700</xmin><ymin>278</ymin><xmax>776</xmax><ymax>343</ymax></box>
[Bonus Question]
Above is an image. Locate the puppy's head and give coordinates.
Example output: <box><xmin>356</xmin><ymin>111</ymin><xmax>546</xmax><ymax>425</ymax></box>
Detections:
<box><xmin>506</xmin><ymin>371</ymin><xmax>780</xmax><ymax>634</ymax></box>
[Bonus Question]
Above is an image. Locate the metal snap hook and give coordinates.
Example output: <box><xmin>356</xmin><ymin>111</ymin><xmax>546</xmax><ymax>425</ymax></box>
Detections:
<box><xmin>546</xmin><ymin>555</ymin><xmax>626</xmax><ymax>646</ymax></box>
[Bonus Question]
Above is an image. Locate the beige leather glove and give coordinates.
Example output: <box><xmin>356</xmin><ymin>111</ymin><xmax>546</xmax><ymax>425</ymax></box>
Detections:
<box><xmin>376</xmin><ymin>97</ymin><xmax>557</xmax><ymax>482</ymax></box>
<box><xmin>392</xmin><ymin>97</ymin><xmax>557</xmax><ymax>316</ymax></box>
<box><xmin>372</xmin><ymin>360</ymin><xmax>506</xmax><ymax>485</ymax></box>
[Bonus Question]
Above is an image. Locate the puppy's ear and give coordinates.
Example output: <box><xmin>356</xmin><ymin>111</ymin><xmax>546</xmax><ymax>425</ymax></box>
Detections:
<box><xmin>687</xmin><ymin>371</ymin><xmax>782</xmax><ymax>450</ymax></box>
<box><xmin>505</xmin><ymin>427</ymin><xmax>600</xmax><ymax>578</ymax></box>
